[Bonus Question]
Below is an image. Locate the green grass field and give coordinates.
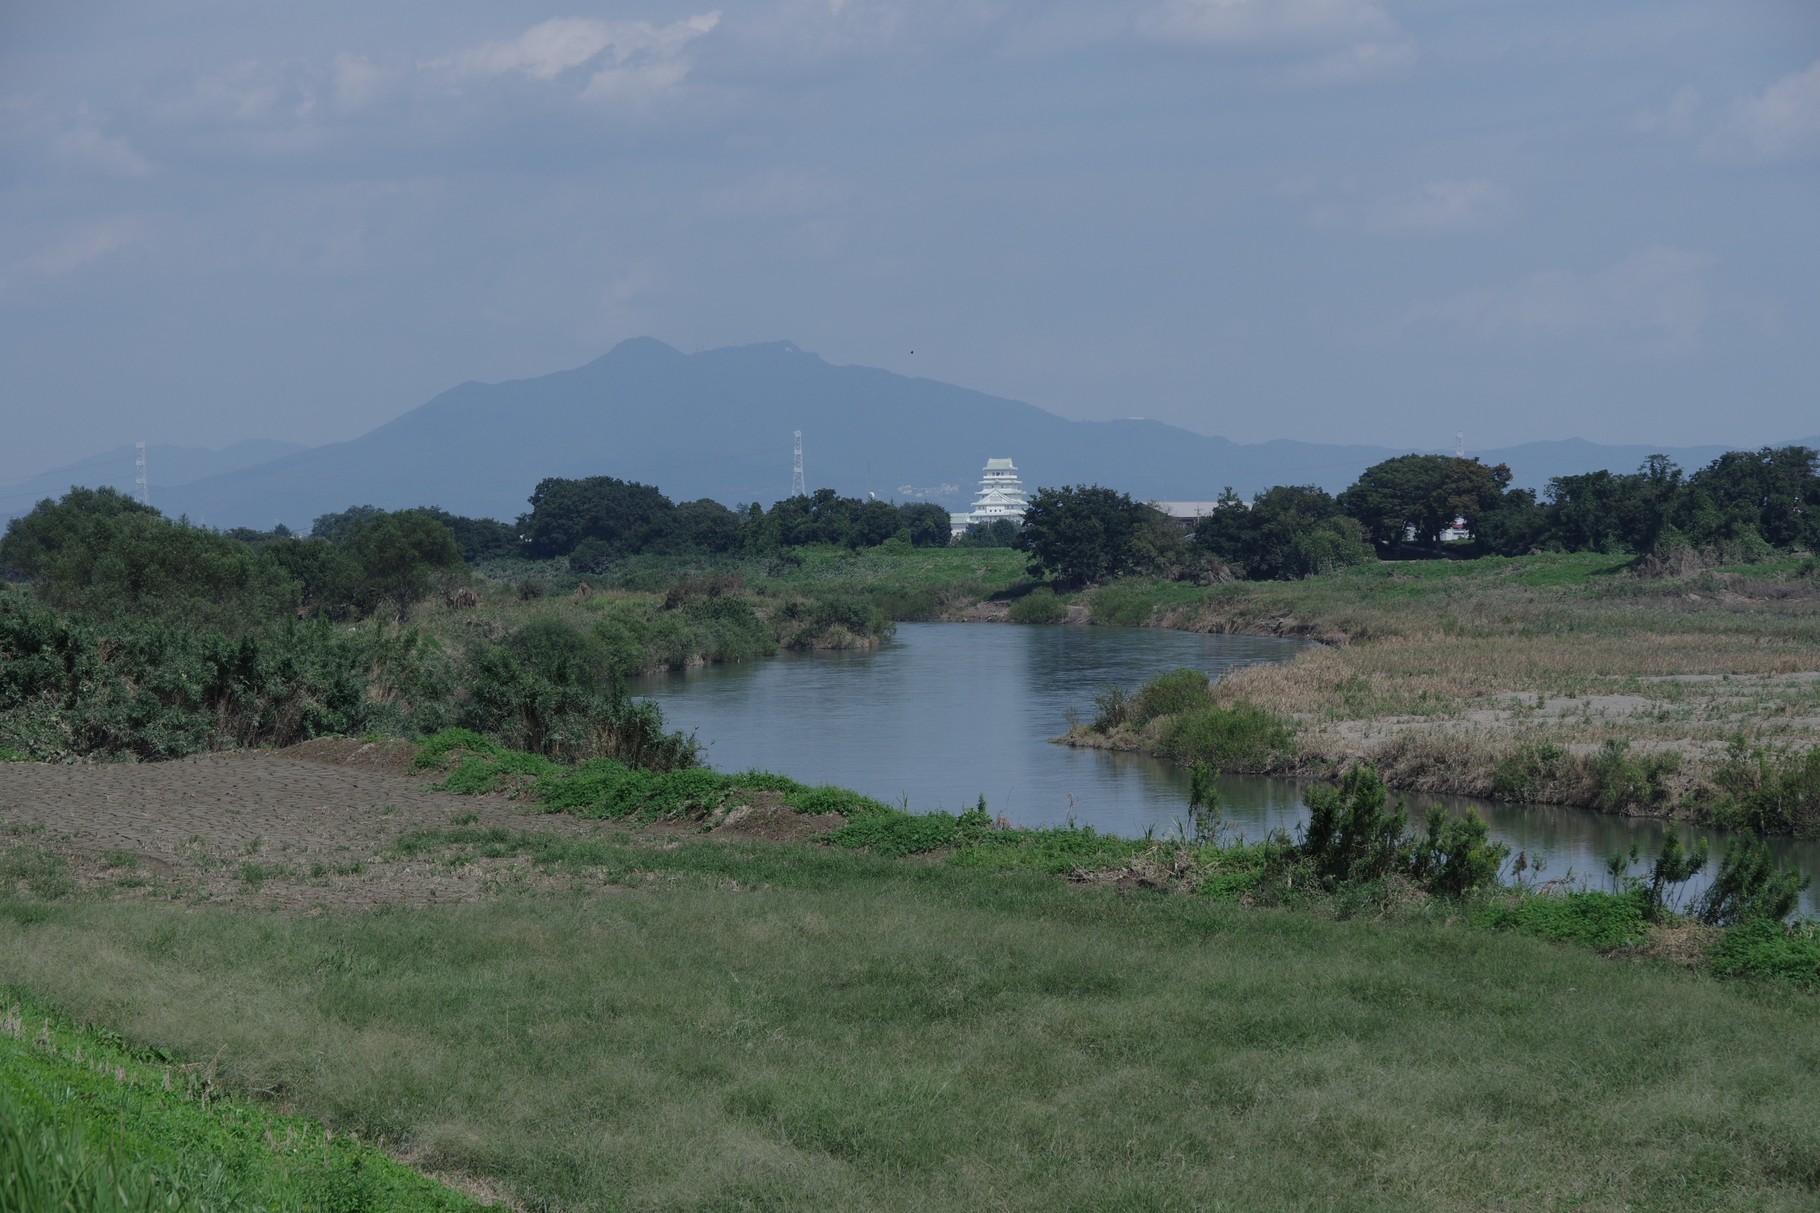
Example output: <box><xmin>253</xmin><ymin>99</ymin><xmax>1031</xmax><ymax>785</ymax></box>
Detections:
<box><xmin>0</xmin><ymin>992</ymin><xmax>492</xmax><ymax>1211</ymax></box>
<box><xmin>5</xmin><ymin>829</ymin><xmax>1819</xmax><ymax>1212</ymax></box>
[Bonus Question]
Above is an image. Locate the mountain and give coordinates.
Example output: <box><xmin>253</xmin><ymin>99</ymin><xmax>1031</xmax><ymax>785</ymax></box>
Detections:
<box><xmin>39</xmin><ymin>340</ymin><xmax>1813</xmax><ymax>531</ymax></box>
<box><xmin>0</xmin><ymin>439</ymin><xmax>308</xmax><ymax>523</ymax></box>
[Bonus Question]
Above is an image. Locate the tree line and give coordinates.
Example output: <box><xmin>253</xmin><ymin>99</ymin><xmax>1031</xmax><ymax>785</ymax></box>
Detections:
<box><xmin>1015</xmin><ymin>446</ymin><xmax>1820</xmax><ymax>585</ymax></box>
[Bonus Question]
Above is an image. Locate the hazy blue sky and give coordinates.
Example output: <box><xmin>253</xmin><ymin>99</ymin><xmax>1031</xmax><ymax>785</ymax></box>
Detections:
<box><xmin>3</xmin><ymin>0</ymin><xmax>1816</xmax><ymax>481</ymax></box>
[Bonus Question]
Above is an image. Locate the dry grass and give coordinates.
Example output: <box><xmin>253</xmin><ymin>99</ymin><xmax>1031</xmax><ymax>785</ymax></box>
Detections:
<box><xmin>1097</xmin><ymin>555</ymin><xmax>1820</xmax><ymax>819</ymax></box>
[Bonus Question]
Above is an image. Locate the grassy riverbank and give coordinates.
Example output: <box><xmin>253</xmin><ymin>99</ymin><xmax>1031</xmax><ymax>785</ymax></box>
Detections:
<box><xmin>1063</xmin><ymin>553</ymin><xmax>1820</xmax><ymax>832</ymax></box>
<box><xmin>5</xmin><ymin>817</ymin><xmax>1820</xmax><ymax>1211</ymax></box>
<box><xmin>0</xmin><ymin>991</ymin><xmax>493</xmax><ymax>1211</ymax></box>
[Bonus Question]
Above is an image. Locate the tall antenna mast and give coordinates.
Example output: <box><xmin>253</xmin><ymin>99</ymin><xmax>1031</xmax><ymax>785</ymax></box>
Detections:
<box><xmin>1455</xmin><ymin>431</ymin><xmax>1466</xmax><ymax>459</ymax></box>
<box><xmin>791</xmin><ymin>429</ymin><xmax>806</xmax><ymax>497</ymax></box>
<box><xmin>134</xmin><ymin>440</ymin><xmax>151</xmax><ymax>505</ymax></box>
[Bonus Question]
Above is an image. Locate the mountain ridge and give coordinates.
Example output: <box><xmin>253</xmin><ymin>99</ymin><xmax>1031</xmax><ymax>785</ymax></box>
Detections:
<box><xmin>9</xmin><ymin>341</ymin><xmax>1807</xmax><ymax>530</ymax></box>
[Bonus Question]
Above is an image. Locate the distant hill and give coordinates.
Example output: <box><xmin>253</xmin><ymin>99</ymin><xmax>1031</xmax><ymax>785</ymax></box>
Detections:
<box><xmin>19</xmin><ymin>341</ymin><xmax>1811</xmax><ymax>531</ymax></box>
<box><xmin>0</xmin><ymin>439</ymin><xmax>308</xmax><ymax>523</ymax></box>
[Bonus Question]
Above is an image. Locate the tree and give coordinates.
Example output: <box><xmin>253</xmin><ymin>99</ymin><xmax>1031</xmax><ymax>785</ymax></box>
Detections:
<box><xmin>1016</xmin><ymin>484</ymin><xmax>1152</xmax><ymax>585</ymax></box>
<box><xmin>1339</xmin><ymin>455</ymin><xmax>1512</xmax><ymax>551</ymax></box>
<box><xmin>1195</xmin><ymin>485</ymin><xmax>1372</xmax><ymax>580</ymax></box>
<box><xmin>1545</xmin><ymin>456</ymin><xmax>1682</xmax><ymax>554</ymax></box>
<box><xmin>518</xmin><ymin>476</ymin><xmax>675</xmax><ymax>559</ymax></box>
<box><xmin>896</xmin><ymin>502</ymin><xmax>953</xmax><ymax>547</ymax></box>
<box><xmin>413</xmin><ymin>507</ymin><xmax>522</xmax><ymax>563</ymax></box>
<box><xmin>956</xmin><ymin>518</ymin><xmax>1019</xmax><ymax>548</ymax></box>
<box><xmin>334</xmin><ymin>511</ymin><xmax>466</xmax><ymax>619</ymax></box>
<box><xmin>1683</xmin><ymin>446</ymin><xmax>1820</xmax><ymax>552</ymax></box>
<box><xmin>0</xmin><ymin>488</ymin><xmax>297</xmax><ymax>626</ymax></box>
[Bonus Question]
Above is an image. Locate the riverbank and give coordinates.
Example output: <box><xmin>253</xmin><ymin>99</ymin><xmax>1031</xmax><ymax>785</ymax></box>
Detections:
<box><xmin>4</xmin><ymin>737</ymin><xmax>1819</xmax><ymax>1210</ymax></box>
<box><xmin>1057</xmin><ymin>554</ymin><xmax>1820</xmax><ymax>833</ymax></box>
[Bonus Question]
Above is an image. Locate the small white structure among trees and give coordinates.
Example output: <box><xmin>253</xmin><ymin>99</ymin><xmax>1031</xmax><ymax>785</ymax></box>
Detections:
<box><xmin>949</xmin><ymin>457</ymin><xmax>1031</xmax><ymax>536</ymax></box>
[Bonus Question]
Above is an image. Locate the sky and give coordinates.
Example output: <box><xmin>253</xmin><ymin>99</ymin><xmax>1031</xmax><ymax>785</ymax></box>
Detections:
<box><xmin>2</xmin><ymin>0</ymin><xmax>1817</xmax><ymax>483</ymax></box>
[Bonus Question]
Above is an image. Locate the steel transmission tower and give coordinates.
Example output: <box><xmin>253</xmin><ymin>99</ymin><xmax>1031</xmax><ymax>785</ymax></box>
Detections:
<box><xmin>134</xmin><ymin>441</ymin><xmax>151</xmax><ymax>505</ymax></box>
<box><xmin>791</xmin><ymin>430</ymin><xmax>806</xmax><ymax>497</ymax></box>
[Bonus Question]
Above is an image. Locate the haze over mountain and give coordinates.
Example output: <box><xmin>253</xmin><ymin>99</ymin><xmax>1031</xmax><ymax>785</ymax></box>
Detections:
<box><xmin>48</xmin><ymin>339</ymin><xmax>1777</xmax><ymax>533</ymax></box>
<box><xmin>0</xmin><ymin>440</ymin><xmax>307</xmax><ymax>523</ymax></box>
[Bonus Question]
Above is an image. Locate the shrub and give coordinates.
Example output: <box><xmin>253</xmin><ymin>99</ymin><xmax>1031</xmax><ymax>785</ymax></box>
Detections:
<box><xmin>1703</xmin><ymin>741</ymin><xmax>1820</xmax><ymax>836</ymax></box>
<box><xmin>1300</xmin><ymin>766</ymin><xmax>1408</xmax><ymax>885</ymax></box>
<box><xmin>1158</xmin><ymin>701</ymin><xmax>1297</xmax><ymax>771</ymax></box>
<box><xmin>1008</xmin><ymin>587</ymin><xmax>1066</xmax><ymax>625</ymax></box>
<box><xmin>1482</xmin><ymin>891</ymin><xmax>1649</xmax><ymax>949</ymax></box>
<box><xmin>1131</xmin><ymin>668</ymin><xmax>1210</xmax><ymax>726</ymax></box>
<box><xmin>1709</xmin><ymin>919</ymin><xmax>1820</xmax><ymax>985</ymax></box>
<box><xmin>1696</xmin><ymin>836</ymin><xmax>1810</xmax><ymax>926</ymax></box>
<box><xmin>1490</xmin><ymin>741</ymin><xmax>1566</xmax><ymax>802</ymax></box>
<box><xmin>1408</xmin><ymin>808</ymin><xmax>1508</xmax><ymax>899</ymax></box>
<box><xmin>1590</xmin><ymin>740</ymin><xmax>1680</xmax><ymax>813</ymax></box>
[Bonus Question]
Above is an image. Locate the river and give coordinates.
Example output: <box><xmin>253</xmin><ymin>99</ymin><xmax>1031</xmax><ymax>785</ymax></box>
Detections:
<box><xmin>635</xmin><ymin>621</ymin><xmax>1820</xmax><ymax>915</ymax></box>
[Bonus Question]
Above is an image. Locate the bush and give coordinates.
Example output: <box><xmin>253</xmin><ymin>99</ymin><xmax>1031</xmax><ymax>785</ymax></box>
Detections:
<box><xmin>1131</xmin><ymin>668</ymin><xmax>1210</xmax><ymax>726</ymax></box>
<box><xmin>1008</xmin><ymin>586</ymin><xmax>1066</xmax><ymax>625</ymax></box>
<box><xmin>1490</xmin><ymin>741</ymin><xmax>1566</xmax><ymax>802</ymax></box>
<box><xmin>1696</xmin><ymin>836</ymin><xmax>1810</xmax><ymax>926</ymax></box>
<box><xmin>1408</xmin><ymin>808</ymin><xmax>1508</xmax><ymax>899</ymax></box>
<box><xmin>1482</xmin><ymin>891</ymin><xmax>1649</xmax><ymax>949</ymax></box>
<box><xmin>1590</xmin><ymin>739</ymin><xmax>1680</xmax><ymax>812</ymax></box>
<box><xmin>1703</xmin><ymin>741</ymin><xmax>1820</xmax><ymax>835</ymax></box>
<box><xmin>1709</xmin><ymin>918</ymin><xmax>1820</xmax><ymax>985</ymax></box>
<box><xmin>1158</xmin><ymin>701</ymin><xmax>1297</xmax><ymax>771</ymax></box>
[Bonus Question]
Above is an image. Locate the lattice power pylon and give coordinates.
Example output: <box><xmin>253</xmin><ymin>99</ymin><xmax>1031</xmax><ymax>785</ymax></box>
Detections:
<box><xmin>791</xmin><ymin>430</ymin><xmax>806</xmax><ymax>497</ymax></box>
<box><xmin>134</xmin><ymin>440</ymin><xmax>150</xmax><ymax>505</ymax></box>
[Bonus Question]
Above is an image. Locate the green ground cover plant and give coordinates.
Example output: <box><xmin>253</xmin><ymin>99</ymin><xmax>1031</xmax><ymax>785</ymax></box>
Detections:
<box><xmin>0</xmin><ymin>996</ymin><xmax>490</xmax><ymax>1212</ymax></box>
<box><xmin>4</xmin><ymin>832</ymin><xmax>1819</xmax><ymax>1212</ymax></box>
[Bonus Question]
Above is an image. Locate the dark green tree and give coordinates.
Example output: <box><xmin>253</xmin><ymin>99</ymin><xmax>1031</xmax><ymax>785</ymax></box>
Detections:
<box><xmin>1016</xmin><ymin>484</ymin><xmax>1152</xmax><ymax>585</ymax></box>
<box><xmin>1339</xmin><ymin>455</ymin><xmax>1513</xmax><ymax>551</ymax></box>
<box><xmin>896</xmin><ymin>502</ymin><xmax>953</xmax><ymax>547</ymax></box>
<box><xmin>334</xmin><ymin>511</ymin><xmax>466</xmax><ymax>619</ymax></box>
<box><xmin>1194</xmin><ymin>485</ymin><xmax>1373</xmax><ymax>580</ymax></box>
<box><xmin>519</xmin><ymin>476</ymin><xmax>675</xmax><ymax>559</ymax></box>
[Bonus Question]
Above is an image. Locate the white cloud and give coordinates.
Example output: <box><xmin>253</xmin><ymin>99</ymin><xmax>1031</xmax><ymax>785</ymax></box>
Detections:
<box><xmin>1724</xmin><ymin>57</ymin><xmax>1820</xmax><ymax>161</ymax></box>
<box><xmin>56</xmin><ymin>124</ymin><xmax>152</xmax><ymax>177</ymax></box>
<box><xmin>330</xmin><ymin>53</ymin><xmax>385</xmax><ymax>114</ymax></box>
<box><xmin>1284</xmin><ymin>38</ymin><xmax>1414</xmax><ymax>86</ymax></box>
<box><xmin>1137</xmin><ymin>0</ymin><xmax>1414</xmax><ymax>85</ymax></box>
<box><xmin>1637</xmin><ymin>61</ymin><xmax>1820</xmax><ymax>163</ymax></box>
<box><xmin>701</xmin><ymin>167</ymin><xmax>852</xmax><ymax>219</ymax></box>
<box><xmin>23</xmin><ymin>218</ymin><xmax>143</xmax><ymax>278</ymax></box>
<box><xmin>1631</xmin><ymin>86</ymin><xmax>1701</xmax><ymax>141</ymax></box>
<box><xmin>1389</xmin><ymin>247</ymin><xmax>1723</xmax><ymax>354</ymax></box>
<box><xmin>1366</xmin><ymin>179</ymin><xmax>1514</xmax><ymax>235</ymax></box>
<box><xmin>1139</xmin><ymin>0</ymin><xmax>1395</xmax><ymax>45</ymax></box>
<box><xmin>444</xmin><ymin>13</ymin><xmax>721</xmax><ymax>84</ymax></box>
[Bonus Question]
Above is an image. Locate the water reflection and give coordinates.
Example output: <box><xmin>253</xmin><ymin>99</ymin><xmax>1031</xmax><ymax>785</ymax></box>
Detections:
<box><xmin>635</xmin><ymin>622</ymin><xmax>1820</xmax><ymax>916</ymax></box>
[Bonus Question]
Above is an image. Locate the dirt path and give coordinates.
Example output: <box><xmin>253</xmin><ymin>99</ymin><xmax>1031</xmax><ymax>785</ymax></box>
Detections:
<box><xmin>0</xmin><ymin>740</ymin><xmax>619</xmax><ymax>912</ymax></box>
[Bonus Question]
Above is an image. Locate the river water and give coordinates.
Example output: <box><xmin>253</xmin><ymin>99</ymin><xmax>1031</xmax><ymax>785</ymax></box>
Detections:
<box><xmin>635</xmin><ymin>621</ymin><xmax>1820</xmax><ymax>915</ymax></box>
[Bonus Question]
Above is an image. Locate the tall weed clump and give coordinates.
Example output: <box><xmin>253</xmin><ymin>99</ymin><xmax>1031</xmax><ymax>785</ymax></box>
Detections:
<box><xmin>1158</xmin><ymin>702</ymin><xmax>1298</xmax><ymax>772</ymax></box>
<box><xmin>459</xmin><ymin>617</ymin><xmax>698</xmax><ymax>768</ymax></box>
<box><xmin>1285</xmin><ymin>765</ymin><xmax>1508</xmax><ymax>901</ymax></box>
<box><xmin>1703</xmin><ymin>740</ymin><xmax>1820</xmax><ymax>836</ymax></box>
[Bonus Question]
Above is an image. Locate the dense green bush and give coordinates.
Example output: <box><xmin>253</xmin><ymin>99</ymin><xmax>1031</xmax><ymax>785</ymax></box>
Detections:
<box><xmin>1007</xmin><ymin>586</ymin><xmax>1066</xmax><ymax>625</ymax></box>
<box><xmin>1481</xmin><ymin>891</ymin><xmax>1650</xmax><ymax>949</ymax></box>
<box><xmin>1696</xmin><ymin>836</ymin><xmax>1810</xmax><ymax>926</ymax></box>
<box><xmin>1703</xmin><ymin>741</ymin><xmax>1820</xmax><ymax>836</ymax></box>
<box><xmin>1131</xmin><ymin>668</ymin><xmax>1210</xmax><ymax>725</ymax></box>
<box><xmin>1158</xmin><ymin>701</ymin><xmax>1298</xmax><ymax>771</ymax></box>
<box><xmin>1297</xmin><ymin>766</ymin><xmax>1506</xmax><ymax>898</ymax></box>
<box><xmin>1708</xmin><ymin>918</ymin><xmax>1820</xmax><ymax>985</ymax></box>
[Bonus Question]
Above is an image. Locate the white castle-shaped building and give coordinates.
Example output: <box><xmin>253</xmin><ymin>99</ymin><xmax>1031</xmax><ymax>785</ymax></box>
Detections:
<box><xmin>949</xmin><ymin>457</ymin><xmax>1030</xmax><ymax>536</ymax></box>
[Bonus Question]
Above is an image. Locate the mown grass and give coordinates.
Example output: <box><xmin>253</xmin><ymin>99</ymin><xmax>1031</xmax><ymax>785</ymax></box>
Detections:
<box><xmin>0</xmin><ymin>994</ymin><xmax>490</xmax><ymax>1212</ymax></box>
<box><xmin>3</xmin><ymin>835</ymin><xmax>1819</xmax><ymax>1212</ymax></box>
